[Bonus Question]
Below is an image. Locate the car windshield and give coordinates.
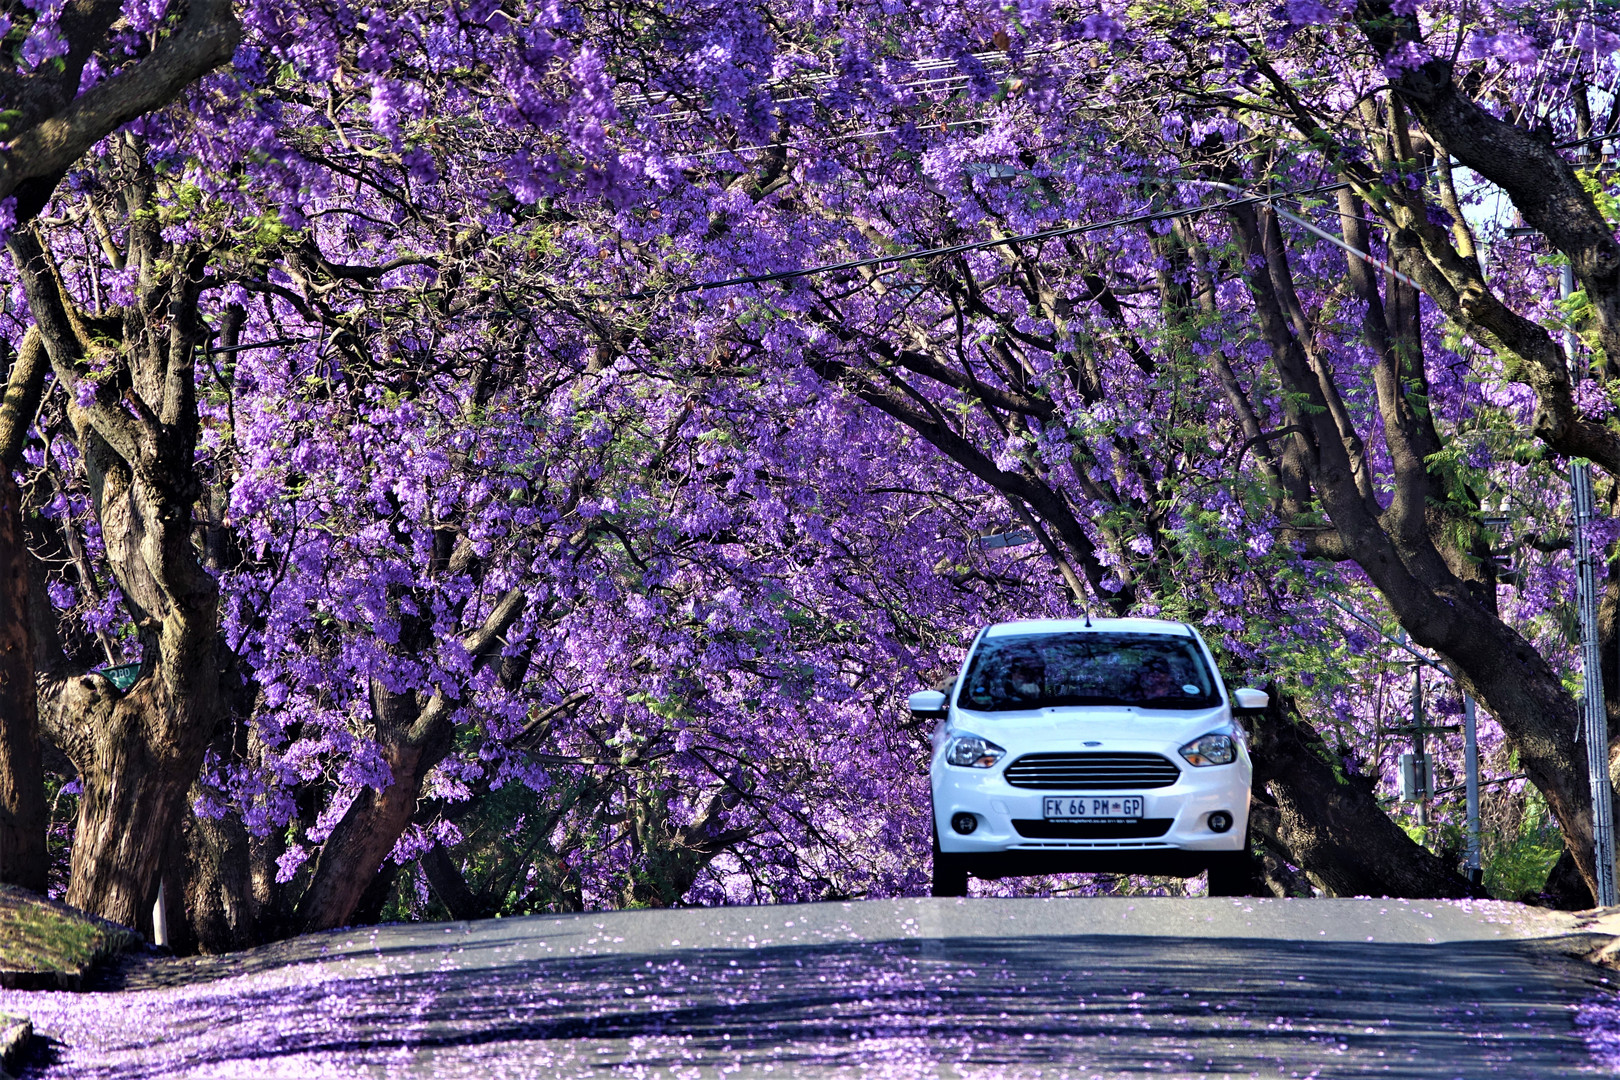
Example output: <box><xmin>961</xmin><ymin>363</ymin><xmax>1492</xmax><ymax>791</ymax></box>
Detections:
<box><xmin>957</xmin><ymin>631</ymin><xmax>1220</xmax><ymax>712</ymax></box>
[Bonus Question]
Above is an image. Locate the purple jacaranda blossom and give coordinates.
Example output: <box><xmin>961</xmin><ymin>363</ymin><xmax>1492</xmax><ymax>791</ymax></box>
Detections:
<box><xmin>122</xmin><ymin>0</ymin><xmax>170</xmax><ymax>33</ymax></box>
<box><xmin>1383</xmin><ymin>40</ymin><xmax>1432</xmax><ymax>76</ymax></box>
<box><xmin>1079</xmin><ymin>13</ymin><xmax>1126</xmax><ymax>40</ymax></box>
<box><xmin>1575</xmin><ymin>380</ymin><xmax>1613</xmax><ymax>421</ymax></box>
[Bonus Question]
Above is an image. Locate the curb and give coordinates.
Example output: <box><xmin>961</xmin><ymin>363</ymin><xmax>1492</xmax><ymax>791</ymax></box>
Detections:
<box><xmin>0</xmin><ymin>885</ymin><xmax>142</xmax><ymax>992</ymax></box>
<box><xmin>1570</xmin><ymin>906</ymin><xmax>1620</xmax><ymax>970</ymax></box>
<box><xmin>0</xmin><ymin>1015</ymin><xmax>31</xmax><ymax>1080</ymax></box>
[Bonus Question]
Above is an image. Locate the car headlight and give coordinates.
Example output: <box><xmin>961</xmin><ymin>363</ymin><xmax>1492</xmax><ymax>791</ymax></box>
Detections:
<box><xmin>1179</xmin><ymin>732</ymin><xmax>1237</xmax><ymax>767</ymax></box>
<box><xmin>945</xmin><ymin>734</ymin><xmax>1006</xmax><ymax>769</ymax></box>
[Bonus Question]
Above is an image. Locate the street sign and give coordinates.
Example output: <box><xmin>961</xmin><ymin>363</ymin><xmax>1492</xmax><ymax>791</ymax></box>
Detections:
<box><xmin>977</xmin><ymin>530</ymin><xmax>1035</xmax><ymax>550</ymax></box>
<box><xmin>93</xmin><ymin>662</ymin><xmax>142</xmax><ymax>692</ymax></box>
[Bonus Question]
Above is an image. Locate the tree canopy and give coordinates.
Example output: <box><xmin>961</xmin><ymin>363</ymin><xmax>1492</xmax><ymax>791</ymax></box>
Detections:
<box><xmin>1</xmin><ymin>0</ymin><xmax>1618</xmax><ymax>946</ymax></box>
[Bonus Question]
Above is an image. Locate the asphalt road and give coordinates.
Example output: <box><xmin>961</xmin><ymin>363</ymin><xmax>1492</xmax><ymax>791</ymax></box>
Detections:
<box><xmin>5</xmin><ymin>897</ymin><xmax>1614</xmax><ymax>1078</ymax></box>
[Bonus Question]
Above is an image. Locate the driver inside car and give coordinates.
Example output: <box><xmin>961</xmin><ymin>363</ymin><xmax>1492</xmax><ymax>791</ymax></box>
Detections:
<box><xmin>1002</xmin><ymin>652</ymin><xmax>1046</xmax><ymax>703</ymax></box>
<box><xmin>1138</xmin><ymin>662</ymin><xmax>1179</xmax><ymax>700</ymax></box>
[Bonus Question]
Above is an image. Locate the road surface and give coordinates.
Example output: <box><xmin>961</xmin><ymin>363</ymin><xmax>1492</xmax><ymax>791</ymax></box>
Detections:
<box><xmin>3</xmin><ymin>897</ymin><xmax>1614</xmax><ymax>1078</ymax></box>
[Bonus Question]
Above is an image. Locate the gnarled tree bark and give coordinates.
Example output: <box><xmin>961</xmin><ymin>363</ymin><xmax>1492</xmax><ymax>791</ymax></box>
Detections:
<box><xmin>12</xmin><ymin>212</ymin><xmax>225</xmax><ymax>929</ymax></box>
<box><xmin>0</xmin><ymin>330</ymin><xmax>48</xmax><ymax>891</ymax></box>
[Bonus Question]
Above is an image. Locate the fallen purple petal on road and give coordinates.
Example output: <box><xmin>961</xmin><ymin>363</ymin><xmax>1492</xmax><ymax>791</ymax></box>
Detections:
<box><xmin>0</xmin><ymin>899</ymin><xmax>1605</xmax><ymax>1078</ymax></box>
<box><xmin>1576</xmin><ymin>991</ymin><xmax>1620</xmax><ymax>1073</ymax></box>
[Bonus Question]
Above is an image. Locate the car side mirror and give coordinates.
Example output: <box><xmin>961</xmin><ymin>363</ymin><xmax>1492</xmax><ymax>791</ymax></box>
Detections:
<box><xmin>1233</xmin><ymin>688</ymin><xmax>1269</xmax><ymax>715</ymax></box>
<box><xmin>909</xmin><ymin>689</ymin><xmax>948</xmax><ymax>720</ymax></box>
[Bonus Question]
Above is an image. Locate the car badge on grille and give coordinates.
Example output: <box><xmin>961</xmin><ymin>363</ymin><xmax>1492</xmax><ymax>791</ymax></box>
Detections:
<box><xmin>1083</xmin><ymin>741</ymin><xmax>1102</xmax><ymax>746</ymax></box>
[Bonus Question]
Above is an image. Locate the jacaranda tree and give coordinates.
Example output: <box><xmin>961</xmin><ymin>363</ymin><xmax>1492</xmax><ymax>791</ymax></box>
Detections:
<box><xmin>1</xmin><ymin>0</ymin><xmax>1618</xmax><ymax>949</ymax></box>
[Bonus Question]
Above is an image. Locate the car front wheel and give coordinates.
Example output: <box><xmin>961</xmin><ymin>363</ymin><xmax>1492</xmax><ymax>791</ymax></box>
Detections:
<box><xmin>931</xmin><ymin>821</ymin><xmax>970</xmax><ymax>897</ymax></box>
<box><xmin>1205</xmin><ymin>825</ymin><xmax>1257</xmax><ymax>896</ymax></box>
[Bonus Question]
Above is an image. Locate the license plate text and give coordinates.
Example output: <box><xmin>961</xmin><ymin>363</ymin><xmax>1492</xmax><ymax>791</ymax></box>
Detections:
<box><xmin>1043</xmin><ymin>796</ymin><xmax>1144</xmax><ymax>820</ymax></box>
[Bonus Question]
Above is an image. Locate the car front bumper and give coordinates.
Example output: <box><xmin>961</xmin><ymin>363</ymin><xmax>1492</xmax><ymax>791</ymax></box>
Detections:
<box><xmin>932</xmin><ymin>750</ymin><xmax>1251</xmax><ymax>861</ymax></box>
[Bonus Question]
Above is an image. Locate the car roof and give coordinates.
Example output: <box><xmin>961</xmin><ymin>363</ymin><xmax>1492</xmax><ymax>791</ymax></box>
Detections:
<box><xmin>982</xmin><ymin>617</ymin><xmax>1194</xmax><ymax>638</ymax></box>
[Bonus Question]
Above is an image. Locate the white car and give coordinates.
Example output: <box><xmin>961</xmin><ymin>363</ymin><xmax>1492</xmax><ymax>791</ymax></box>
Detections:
<box><xmin>912</xmin><ymin>617</ymin><xmax>1268</xmax><ymax>896</ymax></box>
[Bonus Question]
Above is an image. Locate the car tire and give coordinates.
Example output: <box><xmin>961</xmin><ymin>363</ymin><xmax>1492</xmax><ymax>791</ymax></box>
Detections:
<box><xmin>1205</xmin><ymin>825</ymin><xmax>1256</xmax><ymax>897</ymax></box>
<box><xmin>931</xmin><ymin>822</ymin><xmax>970</xmax><ymax>897</ymax></box>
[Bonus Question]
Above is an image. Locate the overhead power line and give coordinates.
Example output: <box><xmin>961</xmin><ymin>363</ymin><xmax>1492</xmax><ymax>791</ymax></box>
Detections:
<box><xmin>627</xmin><ymin>131</ymin><xmax>1616</xmax><ymax>300</ymax></box>
<box><xmin>689</xmin><ymin>117</ymin><xmax>987</xmax><ymax>159</ymax></box>
<box><xmin>622</xmin><ymin>178</ymin><xmax>1349</xmax><ymax>300</ymax></box>
<box><xmin>616</xmin><ymin>43</ymin><xmax>1070</xmax><ymax>111</ymax></box>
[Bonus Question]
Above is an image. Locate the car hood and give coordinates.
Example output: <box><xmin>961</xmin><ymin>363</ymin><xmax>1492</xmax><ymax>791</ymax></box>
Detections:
<box><xmin>949</xmin><ymin>704</ymin><xmax>1230</xmax><ymax>747</ymax></box>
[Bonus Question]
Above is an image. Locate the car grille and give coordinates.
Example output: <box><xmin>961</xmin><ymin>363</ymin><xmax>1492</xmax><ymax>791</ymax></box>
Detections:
<box><xmin>1002</xmin><ymin>752</ymin><xmax>1181</xmax><ymax>789</ymax></box>
<box><xmin>1012</xmin><ymin>818</ymin><xmax>1174</xmax><ymax>839</ymax></box>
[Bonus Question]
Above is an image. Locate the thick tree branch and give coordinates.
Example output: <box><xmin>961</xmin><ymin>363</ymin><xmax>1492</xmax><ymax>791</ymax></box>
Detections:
<box><xmin>1356</xmin><ymin>0</ymin><xmax>1620</xmax><ymax>378</ymax></box>
<box><xmin>6</xmin><ymin>230</ymin><xmax>146</xmax><ymax>465</ymax></box>
<box><xmin>0</xmin><ymin>330</ymin><xmax>46</xmax><ymax>468</ymax></box>
<box><xmin>803</xmin><ymin>352</ymin><xmax>1132</xmax><ymax>611</ymax></box>
<box><xmin>0</xmin><ymin>0</ymin><xmax>241</xmax><ymax>225</ymax></box>
<box><xmin>406</xmin><ymin>587</ymin><xmax>529</xmax><ymax>745</ymax></box>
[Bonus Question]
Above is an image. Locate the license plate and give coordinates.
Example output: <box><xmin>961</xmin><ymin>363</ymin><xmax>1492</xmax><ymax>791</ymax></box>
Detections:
<box><xmin>1043</xmin><ymin>795</ymin><xmax>1144</xmax><ymax>821</ymax></box>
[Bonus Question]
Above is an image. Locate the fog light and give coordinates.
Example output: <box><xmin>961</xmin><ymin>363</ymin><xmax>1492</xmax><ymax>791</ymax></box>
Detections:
<box><xmin>951</xmin><ymin>812</ymin><xmax>978</xmax><ymax>835</ymax></box>
<box><xmin>1208</xmin><ymin>811</ymin><xmax>1233</xmax><ymax>834</ymax></box>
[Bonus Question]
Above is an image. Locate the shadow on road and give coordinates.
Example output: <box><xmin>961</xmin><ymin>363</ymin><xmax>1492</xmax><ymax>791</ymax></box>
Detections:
<box><xmin>17</xmin><ymin>931</ymin><xmax>1599</xmax><ymax>1078</ymax></box>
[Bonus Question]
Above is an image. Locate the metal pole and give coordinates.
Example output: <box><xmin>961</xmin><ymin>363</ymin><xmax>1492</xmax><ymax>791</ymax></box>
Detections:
<box><xmin>1566</xmin><ymin>260</ymin><xmax>1618</xmax><ymax>907</ymax></box>
<box><xmin>1571</xmin><ymin>461</ymin><xmax>1614</xmax><ymax>905</ymax></box>
<box><xmin>1464</xmin><ymin>694</ymin><xmax>1482</xmax><ymax>884</ymax></box>
<box><xmin>1412</xmin><ymin>664</ymin><xmax>1429</xmax><ymax>829</ymax></box>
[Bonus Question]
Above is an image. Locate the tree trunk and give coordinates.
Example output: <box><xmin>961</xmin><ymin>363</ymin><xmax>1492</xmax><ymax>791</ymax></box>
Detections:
<box><xmin>11</xmin><ymin>222</ymin><xmax>225</xmax><ymax>931</ymax></box>
<box><xmin>352</xmin><ymin>860</ymin><xmax>401</xmax><ymax>927</ymax></box>
<box><xmin>0</xmin><ymin>471</ymin><xmax>46</xmax><ymax>893</ymax></box>
<box><xmin>622</xmin><ymin>778</ymin><xmax>754</xmax><ymax>908</ymax></box>
<box><xmin>39</xmin><ymin>665</ymin><xmax>220</xmax><ymax>928</ymax></box>
<box><xmin>1543</xmin><ymin>848</ymin><xmax>1596</xmax><ymax>910</ymax></box>
<box><xmin>183</xmin><ymin>801</ymin><xmax>263</xmax><ymax>952</ymax></box>
<box><xmin>422</xmin><ymin>844</ymin><xmax>484</xmax><ymax>921</ymax></box>
<box><xmin>176</xmin><ymin>653</ymin><xmax>265</xmax><ymax>953</ymax></box>
<box><xmin>1246</xmin><ymin>694</ymin><xmax>1477</xmax><ymax>899</ymax></box>
<box><xmin>295</xmin><ymin>740</ymin><xmax>432</xmax><ymax>933</ymax></box>
<box><xmin>0</xmin><ymin>330</ymin><xmax>48</xmax><ymax>893</ymax></box>
<box><xmin>293</xmin><ymin>589</ymin><xmax>525</xmax><ymax>934</ymax></box>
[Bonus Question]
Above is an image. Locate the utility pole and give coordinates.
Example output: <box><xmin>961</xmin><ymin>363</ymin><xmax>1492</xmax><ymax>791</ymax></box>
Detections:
<box><xmin>1329</xmin><ymin>601</ymin><xmax>1479</xmax><ymax>878</ymax></box>
<box><xmin>1388</xmin><ymin>628</ymin><xmax>1445</xmax><ymax>829</ymax></box>
<box><xmin>1463</xmin><ymin>694</ymin><xmax>1482</xmax><ymax>885</ymax></box>
<box><xmin>1411</xmin><ymin>664</ymin><xmax>1429</xmax><ymax>829</ymax></box>
<box><xmin>1566</xmin><ymin>258</ymin><xmax>1618</xmax><ymax>907</ymax></box>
